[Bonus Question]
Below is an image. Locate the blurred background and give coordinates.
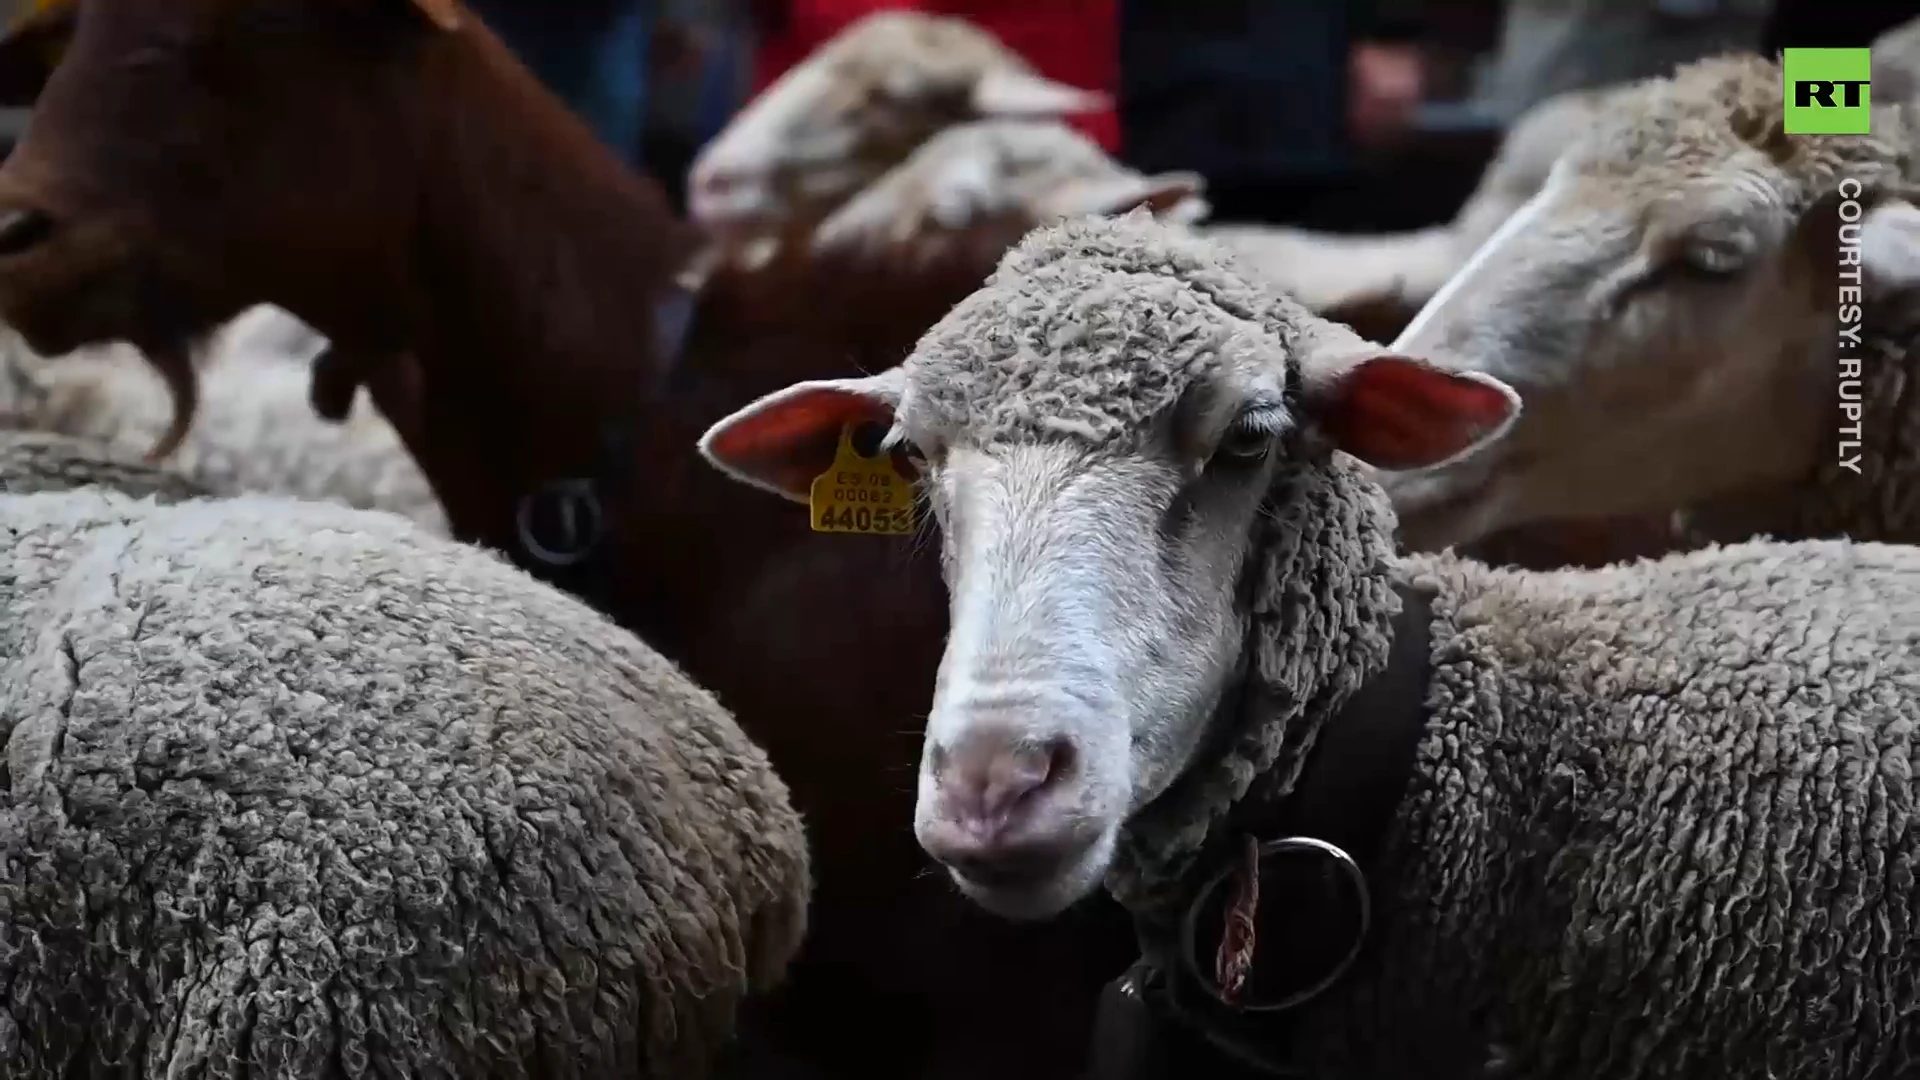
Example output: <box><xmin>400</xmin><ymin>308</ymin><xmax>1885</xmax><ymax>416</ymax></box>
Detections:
<box><xmin>276</xmin><ymin>0</ymin><xmax>1920</xmax><ymax>234</ymax></box>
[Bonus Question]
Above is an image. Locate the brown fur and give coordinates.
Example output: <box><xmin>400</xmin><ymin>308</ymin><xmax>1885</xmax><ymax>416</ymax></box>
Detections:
<box><xmin>0</xmin><ymin>4</ymin><xmax>1136</xmax><ymax>1077</ymax></box>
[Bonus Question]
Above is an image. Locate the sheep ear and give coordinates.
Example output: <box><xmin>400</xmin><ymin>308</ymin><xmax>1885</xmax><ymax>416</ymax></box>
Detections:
<box><xmin>1301</xmin><ymin>352</ymin><xmax>1520</xmax><ymax>471</ymax></box>
<box><xmin>1861</xmin><ymin>197</ymin><xmax>1920</xmax><ymax>320</ymax></box>
<box><xmin>970</xmin><ymin>68</ymin><xmax>1108</xmax><ymax>116</ymax></box>
<box><xmin>0</xmin><ymin>0</ymin><xmax>75</xmax><ymax>107</ymax></box>
<box><xmin>1047</xmin><ymin>172</ymin><xmax>1209</xmax><ymax>222</ymax></box>
<box><xmin>406</xmin><ymin>0</ymin><xmax>465</xmax><ymax>32</ymax></box>
<box><xmin>699</xmin><ymin>369</ymin><xmax>907</xmax><ymax>503</ymax></box>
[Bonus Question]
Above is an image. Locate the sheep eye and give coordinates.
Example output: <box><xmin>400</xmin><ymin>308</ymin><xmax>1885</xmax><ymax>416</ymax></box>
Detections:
<box><xmin>849</xmin><ymin>422</ymin><xmax>891</xmax><ymax>457</ymax></box>
<box><xmin>1680</xmin><ymin>242</ymin><xmax>1749</xmax><ymax>277</ymax></box>
<box><xmin>1672</xmin><ymin>224</ymin><xmax>1757</xmax><ymax>278</ymax></box>
<box><xmin>1214</xmin><ymin>418</ymin><xmax>1276</xmax><ymax>463</ymax></box>
<box><xmin>854</xmin><ymin>421</ymin><xmax>928</xmax><ymax>470</ymax></box>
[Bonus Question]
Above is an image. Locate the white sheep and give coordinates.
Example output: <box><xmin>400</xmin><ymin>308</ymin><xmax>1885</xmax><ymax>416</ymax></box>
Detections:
<box><xmin>1381</xmin><ymin>52</ymin><xmax>1920</xmax><ymax>554</ymax></box>
<box><xmin>0</xmin><ymin>426</ymin><xmax>212</xmax><ymax>501</ymax></box>
<box><xmin>1195</xmin><ymin>84</ymin><xmax>1617</xmax><ymax>326</ymax></box>
<box><xmin>808</xmin><ymin>118</ymin><xmax>1208</xmax><ymax>259</ymax></box>
<box><xmin>687</xmin><ymin>9</ymin><xmax>1108</xmax><ymax>239</ymax></box>
<box><xmin>697</xmin><ymin>211</ymin><xmax>1920</xmax><ymax>1079</ymax></box>
<box><xmin>0</xmin><ymin>317</ymin><xmax>448</xmax><ymax>534</ymax></box>
<box><xmin>1873</xmin><ymin>14</ymin><xmax>1920</xmax><ymax>103</ymax></box>
<box><xmin>0</xmin><ymin>487</ymin><xmax>809</xmax><ymax>1078</ymax></box>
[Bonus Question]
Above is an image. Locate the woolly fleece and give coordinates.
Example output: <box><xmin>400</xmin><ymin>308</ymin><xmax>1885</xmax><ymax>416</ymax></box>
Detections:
<box><xmin>0</xmin><ymin>328</ymin><xmax>448</xmax><ymax>534</ymax></box>
<box><xmin>0</xmin><ymin>429</ymin><xmax>212</xmax><ymax>502</ymax></box>
<box><xmin>0</xmin><ymin>491</ymin><xmax>808</xmax><ymax>1079</ymax></box>
<box><xmin>900</xmin><ymin>211</ymin><xmax>1920</xmax><ymax>1078</ymax></box>
<box><xmin>1681</xmin><ymin>326</ymin><xmax>1920</xmax><ymax>544</ymax></box>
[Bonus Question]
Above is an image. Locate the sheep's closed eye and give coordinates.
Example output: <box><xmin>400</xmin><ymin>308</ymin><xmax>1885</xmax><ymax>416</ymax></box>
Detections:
<box><xmin>1610</xmin><ymin>234</ymin><xmax>1752</xmax><ymax>311</ymax></box>
<box><xmin>1676</xmin><ymin>237</ymin><xmax>1752</xmax><ymax>277</ymax></box>
<box><xmin>1665</xmin><ymin>217</ymin><xmax>1762</xmax><ymax>280</ymax></box>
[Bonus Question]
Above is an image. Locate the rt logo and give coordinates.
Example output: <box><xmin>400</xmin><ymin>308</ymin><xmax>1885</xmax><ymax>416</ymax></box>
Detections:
<box><xmin>1783</xmin><ymin>48</ymin><xmax>1871</xmax><ymax>134</ymax></box>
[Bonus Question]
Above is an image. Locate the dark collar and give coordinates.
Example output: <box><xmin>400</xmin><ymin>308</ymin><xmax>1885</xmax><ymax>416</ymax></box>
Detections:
<box><xmin>1089</xmin><ymin>580</ymin><xmax>1435</xmax><ymax>1079</ymax></box>
<box><xmin>509</xmin><ymin>275</ymin><xmax>702</xmax><ymax>611</ymax></box>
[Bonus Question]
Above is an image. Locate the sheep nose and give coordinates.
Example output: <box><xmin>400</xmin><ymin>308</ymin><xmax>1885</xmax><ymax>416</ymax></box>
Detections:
<box><xmin>0</xmin><ymin>206</ymin><xmax>55</xmax><ymax>257</ymax></box>
<box><xmin>920</xmin><ymin>730</ymin><xmax>1075</xmax><ymax>878</ymax></box>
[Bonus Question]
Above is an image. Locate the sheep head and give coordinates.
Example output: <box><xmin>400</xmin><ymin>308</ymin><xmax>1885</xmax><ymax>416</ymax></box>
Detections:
<box><xmin>687</xmin><ymin>11</ymin><xmax>1107</xmax><ymax>241</ymax></box>
<box><xmin>697</xmin><ymin>213</ymin><xmax>1517</xmax><ymax>920</ymax></box>
<box><xmin>1384</xmin><ymin>54</ymin><xmax>1920</xmax><ymax>553</ymax></box>
<box><xmin>809</xmin><ymin>118</ymin><xmax>1206</xmax><ymax>260</ymax></box>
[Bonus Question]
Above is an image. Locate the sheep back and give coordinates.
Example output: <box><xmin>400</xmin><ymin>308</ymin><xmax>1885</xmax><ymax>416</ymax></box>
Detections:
<box><xmin>0</xmin><ymin>428</ymin><xmax>214</xmax><ymax>502</ymax></box>
<box><xmin>0</xmin><ymin>491</ymin><xmax>808</xmax><ymax>1080</ymax></box>
<box><xmin>0</xmin><ymin>331</ymin><xmax>449</xmax><ymax>534</ymax></box>
<box><xmin>1295</xmin><ymin>540</ymin><xmax>1920</xmax><ymax>1078</ymax></box>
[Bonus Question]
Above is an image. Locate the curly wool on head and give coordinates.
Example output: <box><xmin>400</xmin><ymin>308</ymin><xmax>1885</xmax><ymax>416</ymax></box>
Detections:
<box><xmin>0</xmin><ymin>491</ymin><xmax>808</xmax><ymax>1079</ymax></box>
<box><xmin>906</xmin><ymin>209</ymin><xmax>1343</xmax><ymax>450</ymax></box>
<box><xmin>1570</xmin><ymin>52</ymin><xmax>1917</xmax><ymax>199</ymax></box>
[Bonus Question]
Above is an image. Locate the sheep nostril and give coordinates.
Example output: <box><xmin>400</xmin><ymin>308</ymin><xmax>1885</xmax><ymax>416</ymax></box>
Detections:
<box><xmin>0</xmin><ymin>207</ymin><xmax>55</xmax><ymax>257</ymax></box>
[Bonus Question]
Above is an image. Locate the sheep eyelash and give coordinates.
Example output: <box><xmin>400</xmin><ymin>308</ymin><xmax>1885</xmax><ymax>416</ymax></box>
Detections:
<box><xmin>1233</xmin><ymin>405</ymin><xmax>1291</xmax><ymax>437</ymax></box>
<box><xmin>878</xmin><ymin>423</ymin><xmax>913</xmax><ymax>455</ymax></box>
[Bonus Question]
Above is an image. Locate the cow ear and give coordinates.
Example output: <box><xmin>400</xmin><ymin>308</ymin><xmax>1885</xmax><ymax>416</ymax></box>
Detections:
<box><xmin>1300</xmin><ymin>351</ymin><xmax>1520</xmax><ymax>471</ymax></box>
<box><xmin>699</xmin><ymin>369</ymin><xmax>908</xmax><ymax>503</ymax></box>
<box><xmin>406</xmin><ymin>0</ymin><xmax>465</xmax><ymax>32</ymax></box>
<box><xmin>0</xmin><ymin>0</ymin><xmax>76</xmax><ymax>107</ymax></box>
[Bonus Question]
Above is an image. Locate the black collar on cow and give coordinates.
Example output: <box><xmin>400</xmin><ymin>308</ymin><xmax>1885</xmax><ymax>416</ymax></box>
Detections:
<box><xmin>510</xmin><ymin>258</ymin><xmax>707</xmax><ymax>613</ymax></box>
<box><xmin>1087</xmin><ymin>580</ymin><xmax>1435</xmax><ymax>1080</ymax></box>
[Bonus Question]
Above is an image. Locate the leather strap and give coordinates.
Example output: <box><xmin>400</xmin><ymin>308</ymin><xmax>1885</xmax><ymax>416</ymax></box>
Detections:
<box><xmin>1090</xmin><ymin>580</ymin><xmax>1435</xmax><ymax>1080</ymax></box>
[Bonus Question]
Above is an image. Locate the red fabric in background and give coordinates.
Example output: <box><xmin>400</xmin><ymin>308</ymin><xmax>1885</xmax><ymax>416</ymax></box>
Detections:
<box><xmin>749</xmin><ymin>0</ymin><xmax>1121</xmax><ymax>152</ymax></box>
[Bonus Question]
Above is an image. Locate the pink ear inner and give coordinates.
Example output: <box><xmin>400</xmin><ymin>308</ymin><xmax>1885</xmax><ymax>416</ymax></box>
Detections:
<box><xmin>708</xmin><ymin>385</ymin><xmax>898</xmax><ymax>497</ymax></box>
<box><xmin>1319</xmin><ymin>355</ymin><xmax>1515</xmax><ymax>471</ymax></box>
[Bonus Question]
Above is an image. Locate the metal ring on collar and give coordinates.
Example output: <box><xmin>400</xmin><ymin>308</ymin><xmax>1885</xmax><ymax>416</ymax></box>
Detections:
<box><xmin>1177</xmin><ymin>835</ymin><xmax>1371</xmax><ymax>1014</ymax></box>
<box><xmin>515</xmin><ymin>479</ymin><xmax>604</xmax><ymax>568</ymax></box>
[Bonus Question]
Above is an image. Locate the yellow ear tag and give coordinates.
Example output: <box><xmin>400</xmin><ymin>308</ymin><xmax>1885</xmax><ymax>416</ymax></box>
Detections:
<box><xmin>809</xmin><ymin>423</ymin><xmax>916</xmax><ymax>535</ymax></box>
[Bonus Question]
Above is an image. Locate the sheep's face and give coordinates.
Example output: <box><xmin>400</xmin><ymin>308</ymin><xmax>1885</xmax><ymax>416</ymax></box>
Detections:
<box><xmin>903</xmin><ymin>369</ymin><xmax>1295</xmax><ymax>920</ymax></box>
<box><xmin>687</xmin><ymin>12</ymin><xmax>1106</xmax><ymax>239</ymax></box>
<box><xmin>1386</xmin><ymin>59</ymin><xmax>1920</xmax><ymax>552</ymax></box>
<box><xmin>697</xmin><ymin>224</ymin><xmax>1518</xmax><ymax>920</ymax></box>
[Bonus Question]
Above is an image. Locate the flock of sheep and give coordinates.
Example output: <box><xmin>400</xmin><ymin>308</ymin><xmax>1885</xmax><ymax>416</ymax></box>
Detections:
<box><xmin>0</xmin><ymin>4</ymin><xmax>1916</xmax><ymax>1079</ymax></box>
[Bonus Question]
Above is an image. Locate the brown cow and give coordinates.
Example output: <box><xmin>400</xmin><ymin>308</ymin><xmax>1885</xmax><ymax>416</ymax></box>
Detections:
<box><xmin>0</xmin><ymin>2</ymin><xmax>1147</xmax><ymax>1077</ymax></box>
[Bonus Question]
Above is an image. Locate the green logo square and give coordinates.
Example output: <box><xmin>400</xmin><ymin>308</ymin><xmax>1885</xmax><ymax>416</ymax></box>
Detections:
<box><xmin>1783</xmin><ymin>48</ymin><xmax>1872</xmax><ymax>134</ymax></box>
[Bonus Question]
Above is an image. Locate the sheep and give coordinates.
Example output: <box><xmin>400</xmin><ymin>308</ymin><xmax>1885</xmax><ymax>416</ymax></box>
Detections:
<box><xmin>1381</xmin><ymin>52</ymin><xmax>1920</xmax><ymax>555</ymax></box>
<box><xmin>1873</xmin><ymin>14</ymin><xmax>1920</xmax><ymax>104</ymax></box>
<box><xmin>0</xmin><ymin>6</ymin><xmax>1144</xmax><ymax>1077</ymax></box>
<box><xmin>0</xmin><ymin>427</ymin><xmax>212</xmax><ymax>501</ymax></box>
<box><xmin>759</xmin><ymin>114</ymin><xmax>1685</xmax><ymax>576</ymax></box>
<box><xmin>700</xmin><ymin>210</ymin><xmax>1920</xmax><ymax>1079</ymax></box>
<box><xmin>686</xmin><ymin>9</ymin><xmax>1108</xmax><ymax>240</ymax></box>
<box><xmin>212</xmin><ymin>302</ymin><xmax>329</xmax><ymax>365</ymax></box>
<box><xmin>0</xmin><ymin>485</ymin><xmax>810</xmax><ymax>1079</ymax></box>
<box><xmin>808</xmin><ymin>117</ymin><xmax>1209</xmax><ymax>260</ymax></box>
<box><xmin>1194</xmin><ymin>84</ymin><xmax>1620</xmax><ymax>340</ymax></box>
<box><xmin>0</xmin><ymin>327</ymin><xmax>449</xmax><ymax>534</ymax></box>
